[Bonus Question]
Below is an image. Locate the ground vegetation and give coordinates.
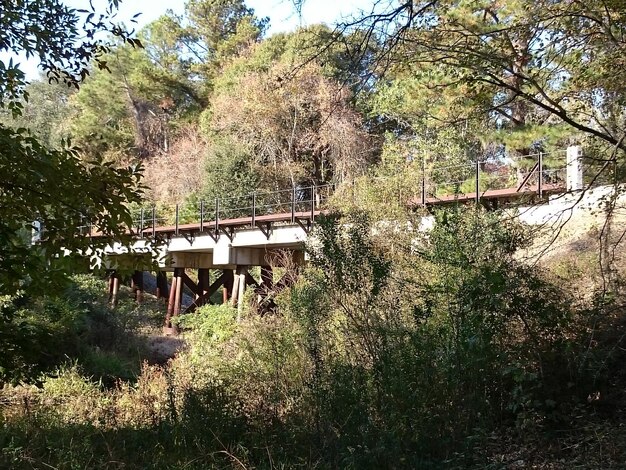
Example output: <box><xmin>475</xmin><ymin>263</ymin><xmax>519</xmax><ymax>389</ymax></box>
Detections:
<box><xmin>2</xmin><ymin>0</ymin><xmax>626</xmax><ymax>468</ymax></box>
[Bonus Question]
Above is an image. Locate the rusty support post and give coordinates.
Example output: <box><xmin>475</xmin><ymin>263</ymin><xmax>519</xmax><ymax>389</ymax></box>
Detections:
<box><xmin>132</xmin><ymin>270</ymin><xmax>144</xmax><ymax>303</ymax></box>
<box><xmin>252</xmin><ymin>193</ymin><xmax>256</xmax><ymax>226</ymax></box>
<box><xmin>165</xmin><ymin>273</ymin><xmax>178</xmax><ymax>328</ymax></box>
<box><xmin>107</xmin><ymin>271</ymin><xmax>114</xmax><ymax>302</ymax></box>
<box><xmin>111</xmin><ymin>272</ymin><xmax>120</xmax><ymax>307</ymax></box>
<box><xmin>291</xmin><ymin>186</ymin><xmax>296</xmax><ymax>223</ymax></box>
<box><xmin>475</xmin><ymin>159</ymin><xmax>480</xmax><ymax>205</ymax></box>
<box><xmin>200</xmin><ymin>200</ymin><xmax>204</xmax><ymax>232</ymax></box>
<box><xmin>538</xmin><ymin>152</ymin><xmax>543</xmax><ymax>198</ymax></box>
<box><xmin>173</xmin><ymin>268</ymin><xmax>183</xmax><ymax>318</ymax></box>
<box><xmin>175</xmin><ymin>204</ymin><xmax>179</xmax><ymax>236</ymax></box>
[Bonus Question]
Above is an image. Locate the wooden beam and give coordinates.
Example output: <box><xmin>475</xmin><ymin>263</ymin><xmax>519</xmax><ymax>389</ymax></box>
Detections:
<box><xmin>184</xmin><ymin>272</ymin><xmax>226</xmax><ymax>314</ymax></box>
<box><xmin>181</xmin><ymin>271</ymin><xmax>199</xmax><ymax>296</ymax></box>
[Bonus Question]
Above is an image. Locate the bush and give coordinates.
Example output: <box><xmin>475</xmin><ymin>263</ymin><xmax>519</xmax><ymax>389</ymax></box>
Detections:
<box><xmin>0</xmin><ymin>274</ymin><xmax>162</xmax><ymax>386</ymax></box>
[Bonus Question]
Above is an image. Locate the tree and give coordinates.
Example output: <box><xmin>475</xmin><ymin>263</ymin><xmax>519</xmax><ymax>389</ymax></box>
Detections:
<box><xmin>0</xmin><ymin>0</ymin><xmax>144</xmax><ymax>298</ymax></box>
<box><xmin>201</xmin><ymin>29</ymin><xmax>376</xmax><ymax>199</ymax></box>
<box><xmin>179</xmin><ymin>0</ymin><xmax>268</xmax><ymax>88</ymax></box>
<box><xmin>0</xmin><ymin>78</ymin><xmax>74</xmax><ymax>148</ymax></box>
<box><xmin>68</xmin><ymin>43</ymin><xmax>165</xmax><ymax>159</ymax></box>
<box><xmin>294</xmin><ymin>1</ymin><xmax>625</xmax><ymax>164</ymax></box>
<box><xmin>68</xmin><ymin>0</ymin><xmax>268</xmax><ymax>163</ymax></box>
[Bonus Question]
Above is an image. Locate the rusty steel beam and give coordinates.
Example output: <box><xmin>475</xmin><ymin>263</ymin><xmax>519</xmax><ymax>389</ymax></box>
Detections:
<box><xmin>165</xmin><ymin>273</ymin><xmax>178</xmax><ymax>329</ymax></box>
<box><xmin>173</xmin><ymin>268</ymin><xmax>183</xmax><ymax>318</ymax></box>
<box><xmin>107</xmin><ymin>270</ymin><xmax>115</xmax><ymax>302</ymax></box>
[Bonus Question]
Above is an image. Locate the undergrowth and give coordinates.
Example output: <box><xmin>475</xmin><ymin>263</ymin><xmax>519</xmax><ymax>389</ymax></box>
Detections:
<box><xmin>1</xmin><ymin>209</ymin><xmax>626</xmax><ymax>469</ymax></box>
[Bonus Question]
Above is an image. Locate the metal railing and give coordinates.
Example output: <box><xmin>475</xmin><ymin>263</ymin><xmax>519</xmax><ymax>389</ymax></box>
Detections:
<box><xmin>65</xmin><ymin>146</ymin><xmax>606</xmax><ymax>240</ymax></box>
<box><xmin>127</xmin><ymin>183</ymin><xmax>335</xmax><ymax>237</ymax></box>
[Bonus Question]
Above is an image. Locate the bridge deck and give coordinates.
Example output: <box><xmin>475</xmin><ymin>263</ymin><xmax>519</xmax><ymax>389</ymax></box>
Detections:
<box><xmin>414</xmin><ymin>183</ymin><xmax>562</xmax><ymax>206</ymax></box>
<box><xmin>140</xmin><ymin>210</ymin><xmax>323</xmax><ymax>237</ymax></box>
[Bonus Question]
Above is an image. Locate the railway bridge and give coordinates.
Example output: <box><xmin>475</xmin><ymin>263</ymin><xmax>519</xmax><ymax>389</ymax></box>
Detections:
<box><xmin>93</xmin><ymin>146</ymin><xmax>588</xmax><ymax>333</ymax></box>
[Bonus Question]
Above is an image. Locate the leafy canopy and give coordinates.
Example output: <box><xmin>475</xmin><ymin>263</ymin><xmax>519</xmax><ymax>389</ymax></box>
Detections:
<box><xmin>0</xmin><ymin>0</ymin><xmax>144</xmax><ymax>297</ymax></box>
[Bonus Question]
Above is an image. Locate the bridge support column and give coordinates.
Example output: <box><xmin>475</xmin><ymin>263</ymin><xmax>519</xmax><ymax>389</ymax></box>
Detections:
<box><xmin>222</xmin><ymin>269</ymin><xmax>234</xmax><ymax>304</ymax></box>
<box><xmin>231</xmin><ymin>269</ymin><xmax>240</xmax><ymax>307</ymax></box>
<box><xmin>173</xmin><ymin>268</ymin><xmax>183</xmax><ymax>318</ymax></box>
<box><xmin>260</xmin><ymin>266</ymin><xmax>273</xmax><ymax>289</ymax></box>
<box><xmin>198</xmin><ymin>268</ymin><xmax>210</xmax><ymax>301</ymax></box>
<box><xmin>164</xmin><ymin>268</ymin><xmax>184</xmax><ymax>335</ymax></box>
<box><xmin>132</xmin><ymin>270</ymin><xmax>144</xmax><ymax>303</ymax></box>
<box><xmin>156</xmin><ymin>271</ymin><xmax>169</xmax><ymax>302</ymax></box>
<box><xmin>107</xmin><ymin>270</ymin><xmax>115</xmax><ymax>302</ymax></box>
<box><xmin>109</xmin><ymin>271</ymin><xmax>120</xmax><ymax>307</ymax></box>
<box><xmin>235</xmin><ymin>266</ymin><xmax>248</xmax><ymax>320</ymax></box>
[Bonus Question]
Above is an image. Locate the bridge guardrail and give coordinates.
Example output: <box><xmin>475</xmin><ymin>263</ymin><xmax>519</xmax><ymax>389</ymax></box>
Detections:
<box><xmin>68</xmin><ymin>145</ymin><xmax>620</xmax><ymax>240</ymax></box>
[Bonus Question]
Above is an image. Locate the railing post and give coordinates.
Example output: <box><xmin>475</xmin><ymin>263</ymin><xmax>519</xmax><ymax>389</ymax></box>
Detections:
<box><xmin>311</xmin><ymin>184</ymin><xmax>315</xmax><ymax>222</ymax></box>
<box><xmin>152</xmin><ymin>206</ymin><xmax>156</xmax><ymax>238</ymax></box>
<box><xmin>200</xmin><ymin>200</ymin><xmax>204</xmax><ymax>232</ymax></box>
<box><xmin>421</xmin><ymin>156</ymin><xmax>426</xmax><ymax>207</ymax></box>
<box><xmin>175</xmin><ymin>204</ymin><xmax>179</xmax><ymax>236</ymax></box>
<box><xmin>215</xmin><ymin>198</ymin><xmax>219</xmax><ymax>236</ymax></box>
<box><xmin>475</xmin><ymin>159</ymin><xmax>480</xmax><ymax>205</ymax></box>
<box><xmin>252</xmin><ymin>192</ymin><xmax>256</xmax><ymax>226</ymax></box>
<box><xmin>140</xmin><ymin>208</ymin><xmax>144</xmax><ymax>236</ymax></box>
<box><xmin>291</xmin><ymin>186</ymin><xmax>296</xmax><ymax>223</ymax></box>
<box><xmin>538</xmin><ymin>152</ymin><xmax>543</xmax><ymax>198</ymax></box>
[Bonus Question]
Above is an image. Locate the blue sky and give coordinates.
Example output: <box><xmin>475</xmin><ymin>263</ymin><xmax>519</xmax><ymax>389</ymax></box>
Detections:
<box><xmin>113</xmin><ymin>0</ymin><xmax>374</xmax><ymax>33</ymax></box>
<box><xmin>6</xmin><ymin>0</ymin><xmax>374</xmax><ymax>79</ymax></box>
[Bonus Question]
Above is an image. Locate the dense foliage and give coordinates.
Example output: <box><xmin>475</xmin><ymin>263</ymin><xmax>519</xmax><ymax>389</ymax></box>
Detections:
<box><xmin>2</xmin><ymin>0</ymin><xmax>626</xmax><ymax>468</ymax></box>
<box><xmin>1</xmin><ymin>210</ymin><xmax>625</xmax><ymax>468</ymax></box>
<box><xmin>0</xmin><ymin>0</ymin><xmax>144</xmax><ymax>299</ymax></box>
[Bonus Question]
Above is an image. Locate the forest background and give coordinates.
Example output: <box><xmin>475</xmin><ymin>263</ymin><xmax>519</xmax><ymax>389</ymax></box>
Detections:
<box><xmin>1</xmin><ymin>0</ymin><xmax>626</xmax><ymax>468</ymax></box>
